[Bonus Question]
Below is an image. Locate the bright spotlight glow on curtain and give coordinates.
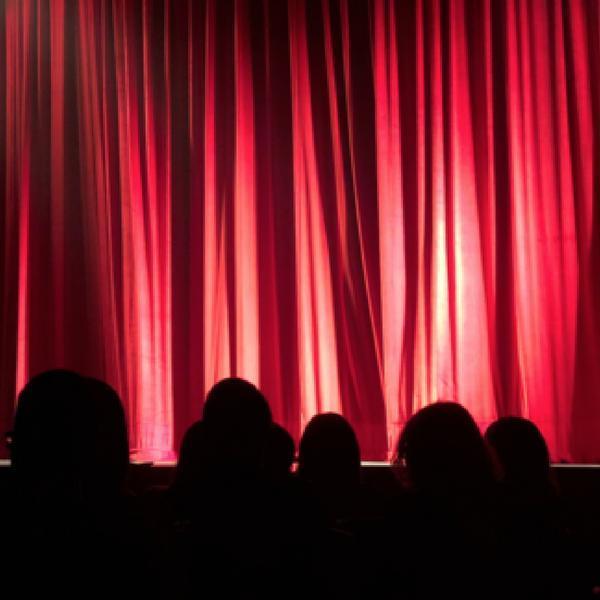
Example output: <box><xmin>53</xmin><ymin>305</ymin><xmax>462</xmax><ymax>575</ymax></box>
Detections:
<box><xmin>1</xmin><ymin>0</ymin><xmax>599</xmax><ymax>461</ymax></box>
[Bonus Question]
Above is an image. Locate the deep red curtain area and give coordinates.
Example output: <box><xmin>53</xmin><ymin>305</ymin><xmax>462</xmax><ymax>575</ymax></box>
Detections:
<box><xmin>1</xmin><ymin>0</ymin><xmax>599</xmax><ymax>461</ymax></box>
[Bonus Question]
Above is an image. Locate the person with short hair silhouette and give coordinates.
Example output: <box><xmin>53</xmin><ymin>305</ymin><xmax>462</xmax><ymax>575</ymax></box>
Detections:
<box><xmin>385</xmin><ymin>402</ymin><xmax>501</xmax><ymax>599</ymax></box>
<box><xmin>296</xmin><ymin>413</ymin><xmax>367</xmax><ymax>598</ymax></box>
<box><xmin>396</xmin><ymin>402</ymin><xmax>494</xmax><ymax>497</ymax></box>
<box><xmin>297</xmin><ymin>413</ymin><xmax>361</xmax><ymax>521</ymax></box>
<box><xmin>10</xmin><ymin>370</ymin><xmax>90</xmax><ymax>504</ymax></box>
<box><xmin>5</xmin><ymin>370</ymin><xmax>152</xmax><ymax>596</ymax></box>
<box><xmin>486</xmin><ymin>417</ymin><xmax>591</xmax><ymax>598</ymax></box>
<box><xmin>485</xmin><ymin>416</ymin><xmax>553</xmax><ymax>492</ymax></box>
<box><xmin>202</xmin><ymin>377</ymin><xmax>272</xmax><ymax>472</ymax></box>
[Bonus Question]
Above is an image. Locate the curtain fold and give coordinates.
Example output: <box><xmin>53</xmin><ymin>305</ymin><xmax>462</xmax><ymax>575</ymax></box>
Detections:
<box><xmin>1</xmin><ymin>0</ymin><xmax>599</xmax><ymax>461</ymax></box>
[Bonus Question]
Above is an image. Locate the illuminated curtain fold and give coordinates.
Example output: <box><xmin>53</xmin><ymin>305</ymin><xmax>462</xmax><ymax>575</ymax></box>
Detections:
<box><xmin>1</xmin><ymin>0</ymin><xmax>599</xmax><ymax>461</ymax></box>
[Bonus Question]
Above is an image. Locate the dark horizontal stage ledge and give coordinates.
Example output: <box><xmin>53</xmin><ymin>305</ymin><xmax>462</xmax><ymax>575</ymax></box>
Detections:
<box><xmin>2</xmin><ymin>460</ymin><xmax>600</xmax><ymax>539</ymax></box>
<box><xmin>128</xmin><ymin>462</ymin><xmax>600</xmax><ymax>508</ymax></box>
<box><xmin>2</xmin><ymin>460</ymin><xmax>600</xmax><ymax>505</ymax></box>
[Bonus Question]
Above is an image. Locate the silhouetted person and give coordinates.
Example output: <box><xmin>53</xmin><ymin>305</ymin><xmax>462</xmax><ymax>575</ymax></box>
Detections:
<box><xmin>297</xmin><ymin>413</ymin><xmax>360</xmax><ymax>518</ymax></box>
<box><xmin>172</xmin><ymin>420</ymin><xmax>210</xmax><ymax>496</ymax></box>
<box><xmin>165</xmin><ymin>419</ymin><xmax>222</xmax><ymax>520</ymax></box>
<box><xmin>396</xmin><ymin>402</ymin><xmax>494</xmax><ymax>498</ymax></box>
<box><xmin>5</xmin><ymin>370</ymin><xmax>90</xmax><ymax>595</ymax></box>
<box><xmin>202</xmin><ymin>377</ymin><xmax>272</xmax><ymax>472</ymax></box>
<box><xmin>9</xmin><ymin>370</ymin><xmax>91</xmax><ymax>505</ymax></box>
<box><xmin>486</xmin><ymin>417</ymin><xmax>591</xmax><ymax>598</ymax></box>
<box><xmin>296</xmin><ymin>414</ymin><xmax>368</xmax><ymax>598</ymax></box>
<box><xmin>153</xmin><ymin>419</ymin><xmax>216</xmax><ymax>595</ymax></box>
<box><xmin>168</xmin><ymin>377</ymin><xmax>273</xmax><ymax>514</ymax></box>
<box><xmin>384</xmin><ymin>402</ymin><xmax>500</xmax><ymax>599</ymax></box>
<box><xmin>264</xmin><ymin>423</ymin><xmax>295</xmax><ymax>482</ymax></box>
<box><xmin>10</xmin><ymin>371</ymin><xmax>129</xmax><ymax>504</ymax></box>
<box><xmin>485</xmin><ymin>416</ymin><xmax>554</xmax><ymax>495</ymax></box>
<box><xmin>5</xmin><ymin>370</ymin><xmax>151</xmax><ymax>596</ymax></box>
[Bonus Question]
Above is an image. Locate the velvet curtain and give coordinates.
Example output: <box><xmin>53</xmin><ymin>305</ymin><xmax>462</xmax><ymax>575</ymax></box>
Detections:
<box><xmin>1</xmin><ymin>0</ymin><xmax>599</xmax><ymax>461</ymax></box>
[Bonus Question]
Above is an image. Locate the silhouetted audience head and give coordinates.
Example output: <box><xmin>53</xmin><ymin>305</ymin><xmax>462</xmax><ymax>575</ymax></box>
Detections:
<box><xmin>264</xmin><ymin>423</ymin><xmax>295</xmax><ymax>480</ymax></box>
<box><xmin>173</xmin><ymin>420</ymin><xmax>215</xmax><ymax>496</ymax></box>
<box><xmin>485</xmin><ymin>417</ymin><xmax>552</xmax><ymax>488</ymax></box>
<box><xmin>11</xmin><ymin>370</ymin><xmax>129</xmax><ymax>502</ymax></box>
<box><xmin>11</xmin><ymin>370</ymin><xmax>89</xmax><ymax>499</ymax></box>
<box><xmin>395</xmin><ymin>402</ymin><xmax>493</xmax><ymax>496</ymax></box>
<box><xmin>202</xmin><ymin>377</ymin><xmax>272</xmax><ymax>470</ymax></box>
<box><xmin>298</xmin><ymin>413</ymin><xmax>361</xmax><ymax>491</ymax></box>
<box><xmin>7</xmin><ymin>371</ymin><xmax>151</xmax><ymax>597</ymax></box>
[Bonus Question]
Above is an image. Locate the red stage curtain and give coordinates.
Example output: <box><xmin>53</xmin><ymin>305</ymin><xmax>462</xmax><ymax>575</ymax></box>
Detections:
<box><xmin>1</xmin><ymin>0</ymin><xmax>599</xmax><ymax>461</ymax></box>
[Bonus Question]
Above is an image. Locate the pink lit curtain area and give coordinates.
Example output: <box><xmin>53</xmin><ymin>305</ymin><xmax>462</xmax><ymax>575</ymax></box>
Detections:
<box><xmin>1</xmin><ymin>0</ymin><xmax>599</xmax><ymax>461</ymax></box>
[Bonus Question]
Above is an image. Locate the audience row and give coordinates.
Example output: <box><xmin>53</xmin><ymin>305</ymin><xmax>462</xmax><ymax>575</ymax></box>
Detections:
<box><xmin>1</xmin><ymin>370</ymin><xmax>598</xmax><ymax>598</ymax></box>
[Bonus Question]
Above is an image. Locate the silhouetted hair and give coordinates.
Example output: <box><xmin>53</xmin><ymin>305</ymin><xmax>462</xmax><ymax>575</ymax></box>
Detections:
<box><xmin>485</xmin><ymin>417</ymin><xmax>551</xmax><ymax>485</ymax></box>
<box><xmin>174</xmin><ymin>420</ymin><xmax>215</xmax><ymax>493</ymax></box>
<box><xmin>396</xmin><ymin>402</ymin><xmax>493</xmax><ymax>495</ymax></box>
<box><xmin>264</xmin><ymin>423</ymin><xmax>295</xmax><ymax>479</ymax></box>
<box><xmin>11</xmin><ymin>370</ymin><xmax>129</xmax><ymax>499</ymax></box>
<box><xmin>201</xmin><ymin>377</ymin><xmax>272</xmax><ymax>469</ymax></box>
<box><xmin>298</xmin><ymin>413</ymin><xmax>361</xmax><ymax>489</ymax></box>
<box><xmin>203</xmin><ymin>378</ymin><xmax>271</xmax><ymax>429</ymax></box>
<box><xmin>11</xmin><ymin>370</ymin><xmax>89</xmax><ymax>493</ymax></box>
